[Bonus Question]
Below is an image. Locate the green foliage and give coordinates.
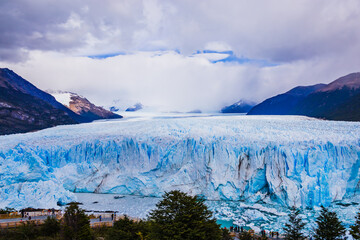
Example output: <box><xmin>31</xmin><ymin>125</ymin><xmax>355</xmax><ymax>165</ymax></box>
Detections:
<box><xmin>62</xmin><ymin>202</ymin><xmax>93</xmax><ymax>240</ymax></box>
<box><xmin>314</xmin><ymin>206</ymin><xmax>345</xmax><ymax>240</ymax></box>
<box><xmin>0</xmin><ymin>222</ymin><xmax>41</xmax><ymax>240</ymax></box>
<box><xmin>221</xmin><ymin>228</ymin><xmax>232</xmax><ymax>240</ymax></box>
<box><xmin>148</xmin><ymin>190</ymin><xmax>223</xmax><ymax>240</ymax></box>
<box><xmin>283</xmin><ymin>206</ymin><xmax>306</xmax><ymax>240</ymax></box>
<box><xmin>0</xmin><ymin>207</ymin><xmax>16</xmax><ymax>214</ymax></box>
<box><xmin>16</xmin><ymin>221</ymin><xmax>39</xmax><ymax>240</ymax></box>
<box><xmin>41</xmin><ymin>216</ymin><xmax>61</xmax><ymax>237</ymax></box>
<box><xmin>92</xmin><ymin>225</ymin><xmax>111</xmax><ymax>239</ymax></box>
<box><xmin>350</xmin><ymin>208</ymin><xmax>360</xmax><ymax>239</ymax></box>
<box><xmin>238</xmin><ymin>231</ymin><xmax>254</xmax><ymax>240</ymax></box>
<box><xmin>107</xmin><ymin>216</ymin><xmax>150</xmax><ymax>240</ymax></box>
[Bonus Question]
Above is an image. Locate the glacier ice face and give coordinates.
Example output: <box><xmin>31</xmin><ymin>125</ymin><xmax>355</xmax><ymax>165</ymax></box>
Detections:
<box><xmin>1</xmin><ymin>115</ymin><xmax>360</xmax><ymax>212</ymax></box>
<box><xmin>0</xmin><ymin>143</ymin><xmax>76</xmax><ymax>209</ymax></box>
<box><xmin>0</xmin><ymin>180</ymin><xmax>75</xmax><ymax>210</ymax></box>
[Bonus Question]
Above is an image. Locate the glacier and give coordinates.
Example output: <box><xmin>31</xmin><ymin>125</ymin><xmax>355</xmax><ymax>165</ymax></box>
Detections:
<box><xmin>1</xmin><ymin>114</ymin><xmax>360</xmax><ymax>229</ymax></box>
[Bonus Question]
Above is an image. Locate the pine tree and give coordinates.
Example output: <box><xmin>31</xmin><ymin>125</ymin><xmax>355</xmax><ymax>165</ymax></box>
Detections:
<box><xmin>148</xmin><ymin>190</ymin><xmax>223</xmax><ymax>240</ymax></box>
<box><xmin>107</xmin><ymin>215</ymin><xmax>150</xmax><ymax>240</ymax></box>
<box><xmin>314</xmin><ymin>206</ymin><xmax>345</xmax><ymax>240</ymax></box>
<box><xmin>41</xmin><ymin>216</ymin><xmax>61</xmax><ymax>237</ymax></box>
<box><xmin>350</xmin><ymin>208</ymin><xmax>360</xmax><ymax>239</ymax></box>
<box><xmin>62</xmin><ymin>202</ymin><xmax>92</xmax><ymax>240</ymax></box>
<box><xmin>283</xmin><ymin>206</ymin><xmax>306</xmax><ymax>240</ymax></box>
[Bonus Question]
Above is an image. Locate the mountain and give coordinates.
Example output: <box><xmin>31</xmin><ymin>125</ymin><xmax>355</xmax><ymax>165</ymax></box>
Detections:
<box><xmin>292</xmin><ymin>73</ymin><xmax>360</xmax><ymax>121</ymax></box>
<box><xmin>248</xmin><ymin>72</ymin><xmax>360</xmax><ymax>121</ymax></box>
<box><xmin>108</xmin><ymin>99</ymin><xmax>142</xmax><ymax>112</ymax></box>
<box><xmin>0</xmin><ymin>68</ymin><xmax>86</xmax><ymax>123</ymax></box>
<box><xmin>0</xmin><ymin>68</ymin><xmax>78</xmax><ymax>135</ymax></box>
<box><xmin>247</xmin><ymin>84</ymin><xmax>326</xmax><ymax>115</ymax></box>
<box><xmin>49</xmin><ymin>91</ymin><xmax>122</xmax><ymax>121</ymax></box>
<box><xmin>109</xmin><ymin>106</ymin><xmax>119</xmax><ymax>112</ymax></box>
<box><xmin>221</xmin><ymin>100</ymin><xmax>256</xmax><ymax>113</ymax></box>
<box><xmin>125</xmin><ymin>103</ymin><xmax>143</xmax><ymax>112</ymax></box>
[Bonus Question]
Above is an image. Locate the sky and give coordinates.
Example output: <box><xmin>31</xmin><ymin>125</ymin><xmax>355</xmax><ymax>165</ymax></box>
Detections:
<box><xmin>1</xmin><ymin>0</ymin><xmax>360</xmax><ymax>112</ymax></box>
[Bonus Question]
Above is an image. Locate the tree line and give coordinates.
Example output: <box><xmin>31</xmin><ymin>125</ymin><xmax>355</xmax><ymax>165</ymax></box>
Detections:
<box><xmin>0</xmin><ymin>191</ymin><xmax>230</xmax><ymax>240</ymax></box>
<box><xmin>282</xmin><ymin>205</ymin><xmax>360</xmax><ymax>240</ymax></box>
<box><xmin>1</xmin><ymin>190</ymin><xmax>360</xmax><ymax>240</ymax></box>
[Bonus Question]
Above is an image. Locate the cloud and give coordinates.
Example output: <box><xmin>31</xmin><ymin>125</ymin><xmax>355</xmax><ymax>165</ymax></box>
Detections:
<box><xmin>2</xmin><ymin>51</ymin><xmax>251</xmax><ymax>111</ymax></box>
<box><xmin>1</xmin><ymin>0</ymin><xmax>360</xmax><ymax>111</ymax></box>
<box><xmin>2</xmin><ymin>49</ymin><xmax>359</xmax><ymax>112</ymax></box>
<box><xmin>1</xmin><ymin>0</ymin><xmax>360</xmax><ymax>62</ymax></box>
<box><xmin>204</xmin><ymin>42</ymin><xmax>232</xmax><ymax>52</ymax></box>
<box><xmin>192</xmin><ymin>52</ymin><xmax>232</xmax><ymax>62</ymax></box>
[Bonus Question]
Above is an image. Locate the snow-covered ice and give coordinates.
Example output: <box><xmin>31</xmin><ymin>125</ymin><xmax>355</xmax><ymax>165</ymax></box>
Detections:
<box><xmin>1</xmin><ymin>114</ymin><xmax>360</xmax><ymax>230</ymax></box>
<box><xmin>49</xmin><ymin>91</ymin><xmax>72</xmax><ymax>107</ymax></box>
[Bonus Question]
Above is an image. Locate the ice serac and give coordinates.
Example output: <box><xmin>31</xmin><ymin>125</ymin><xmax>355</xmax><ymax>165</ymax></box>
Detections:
<box><xmin>0</xmin><ymin>143</ymin><xmax>75</xmax><ymax>209</ymax></box>
<box><xmin>0</xmin><ymin>115</ymin><xmax>360</xmax><ymax>210</ymax></box>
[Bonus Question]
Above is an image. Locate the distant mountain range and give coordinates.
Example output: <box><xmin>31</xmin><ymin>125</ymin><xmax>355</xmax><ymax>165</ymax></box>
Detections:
<box><xmin>125</xmin><ymin>103</ymin><xmax>143</xmax><ymax>112</ymax></box>
<box><xmin>248</xmin><ymin>72</ymin><xmax>360</xmax><ymax>121</ymax></box>
<box><xmin>0</xmin><ymin>68</ymin><xmax>121</xmax><ymax>135</ymax></box>
<box><xmin>2</xmin><ymin>68</ymin><xmax>360</xmax><ymax>136</ymax></box>
<box><xmin>221</xmin><ymin>100</ymin><xmax>256</xmax><ymax>113</ymax></box>
<box><xmin>108</xmin><ymin>99</ymin><xmax>143</xmax><ymax>112</ymax></box>
<box><xmin>49</xmin><ymin>91</ymin><xmax>121</xmax><ymax>121</ymax></box>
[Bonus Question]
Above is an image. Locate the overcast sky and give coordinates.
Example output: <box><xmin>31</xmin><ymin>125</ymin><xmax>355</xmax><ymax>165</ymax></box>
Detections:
<box><xmin>1</xmin><ymin>0</ymin><xmax>360</xmax><ymax>111</ymax></box>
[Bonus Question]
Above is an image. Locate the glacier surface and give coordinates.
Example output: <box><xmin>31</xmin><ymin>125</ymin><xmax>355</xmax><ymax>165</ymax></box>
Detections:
<box><xmin>1</xmin><ymin>114</ymin><xmax>360</xmax><ymax>228</ymax></box>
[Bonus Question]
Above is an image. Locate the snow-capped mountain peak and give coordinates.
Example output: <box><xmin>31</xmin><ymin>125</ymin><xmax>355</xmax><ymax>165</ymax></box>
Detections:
<box><xmin>47</xmin><ymin>90</ymin><xmax>122</xmax><ymax>121</ymax></box>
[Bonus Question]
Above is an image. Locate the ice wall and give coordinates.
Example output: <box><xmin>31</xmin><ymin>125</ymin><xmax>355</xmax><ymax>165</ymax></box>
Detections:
<box><xmin>1</xmin><ymin>115</ymin><xmax>360</xmax><ymax>210</ymax></box>
<box><xmin>0</xmin><ymin>143</ymin><xmax>75</xmax><ymax>209</ymax></box>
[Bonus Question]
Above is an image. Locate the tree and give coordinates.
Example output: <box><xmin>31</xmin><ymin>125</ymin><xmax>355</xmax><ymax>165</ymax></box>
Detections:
<box><xmin>314</xmin><ymin>206</ymin><xmax>345</xmax><ymax>240</ymax></box>
<box><xmin>62</xmin><ymin>202</ymin><xmax>93</xmax><ymax>240</ymax></box>
<box><xmin>350</xmin><ymin>208</ymin><xmax>360</xmax><ymax>239</ymax></box>
<box><xmin>15</xmin><ymin>221</ymin><xmax>39</xmax><ymax>240</ymax></box>
<box><xmin>148</xmin><ymin>190</ymin><xmax>223</xmax><ymax>240</ymax></box>
<box><xmin>0</xmin><ymin>207</ymin><xmax>16</xmax><ymax>214</ymax></box>
<box><xmin>221</xmin><ymin>228</ymin><xmax>232</xmax><ymax>240</ymax></box>
<box><xmin>107</xmin><ymin>215</ymin><xmax>150</xmax><ymax>240</ymax></box>
<box><xmin>41</xmin><ymin>216</ymin><xmax>61</xmax><ymax>237</ymax></box>
<box><xmin>283</xmin><ymin>206</ymin><xmax>306</xmax><ymax>240</ymax></box>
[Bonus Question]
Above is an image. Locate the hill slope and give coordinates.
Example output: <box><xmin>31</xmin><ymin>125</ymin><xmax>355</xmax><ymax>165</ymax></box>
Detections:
<box><xmin>248</xmin><ymin>72</ymin><xmax>360</xmax><ymax>121</ymax></box>
<box><xmin>50</xmin><ymin>91</ymin><xmax>122</xmax><ymax>121</ymax></box>
<box><xmin>248</xmin><ymin>84</ymin><xmax>326</xmax><ymax>115</ymax></box>
<box><xmin>0</xmin><ymin>68</ymin><xmax>86</xmax><ymax>123</ymax></box>
<box><xmin>292</xmin><ymin>73</ymin><xmax>360</xmax><ymax>121</ymax></box>
<box><xmin>0</xmin><ymin>68</ymin><xmax>77</xmax><ymax>135</ymax></box>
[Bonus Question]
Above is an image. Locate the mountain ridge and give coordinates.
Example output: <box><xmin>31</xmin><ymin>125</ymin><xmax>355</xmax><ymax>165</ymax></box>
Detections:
<box><xmin>221</xmin><ymin>100</ymin><xmax>256</xmax><ymax>113</ymax></box>
<box><xmin>49</xmin><ymin>90</ymin><xmax>122</xmax><ymax>121</ymax></box>
<box><xmin>0</xmin><ymin>68</ymin><xmax>86</xmax><ymax>123</ymax></box>
<box><xmin>248</xmin><ymin>72</ymin><xmax>360</xmax><ymax>121</ymax></box>
<box><xmin>0</xmin><ymin>68</ymin><xmax>78</xmax><ymax>135</ymax></box>
<box><xmin>247</xmin><ymin>84</ymin><xmax>326</xmax><ymax>115</ymax></box>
